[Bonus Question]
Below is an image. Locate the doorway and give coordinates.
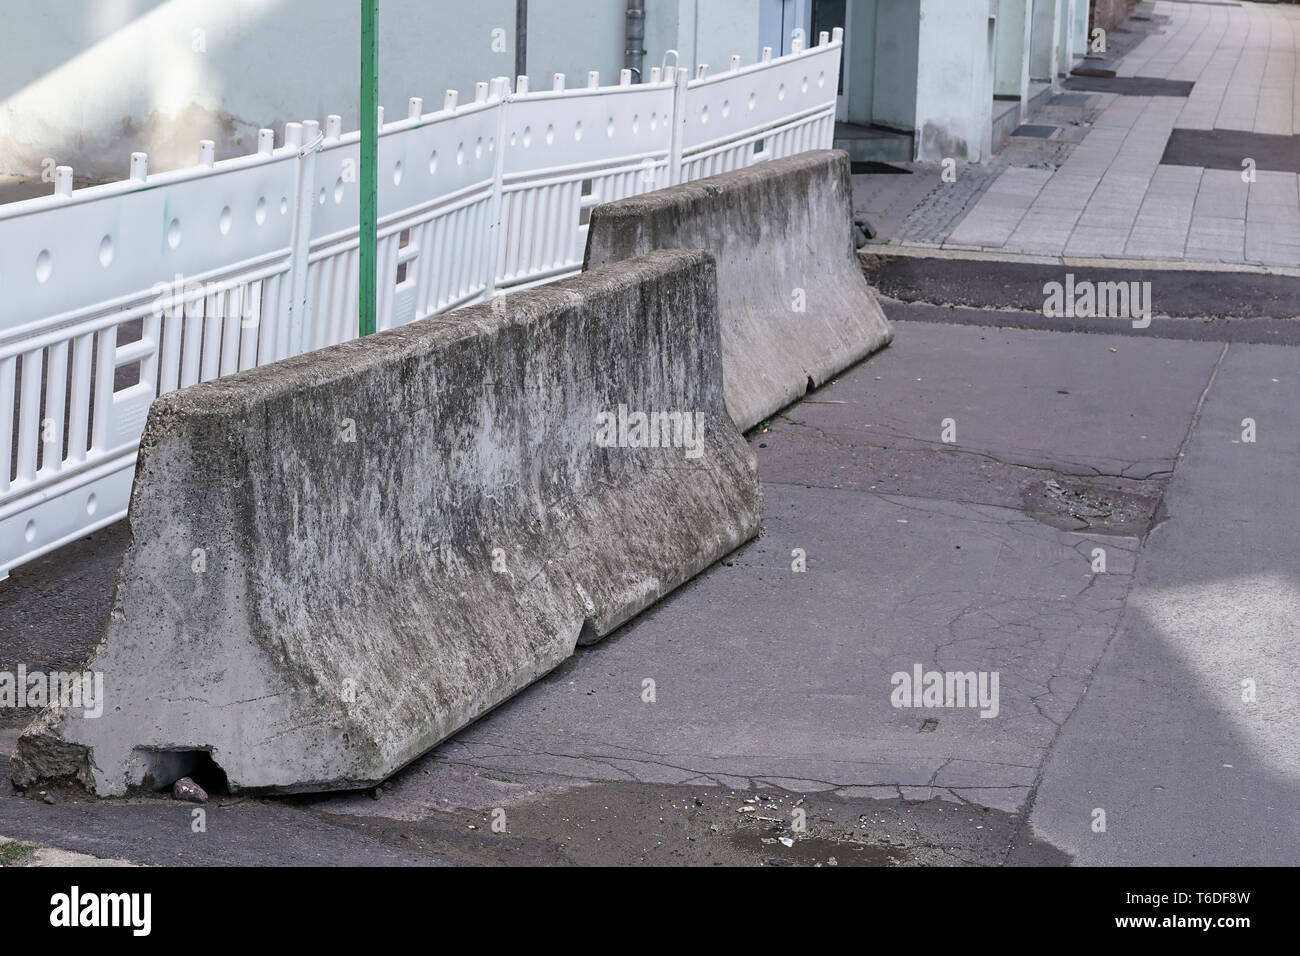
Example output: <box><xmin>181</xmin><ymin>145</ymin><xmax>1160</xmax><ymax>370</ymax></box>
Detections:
<box><xmin>812</xmin><ymin>0</ymin><xmax>850</xmax><ymax>121</ymax></box>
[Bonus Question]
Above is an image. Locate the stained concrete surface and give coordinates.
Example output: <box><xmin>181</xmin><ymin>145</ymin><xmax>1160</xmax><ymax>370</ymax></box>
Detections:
<box><xmin>4</xmin><ymin>304</ymin><xmax>1293</xmax><ymax>865</ymax></box>
<box><xmin>12</xmin><ymin>251</ymin><xmax>763</xmax><ymax>796</ymax></box>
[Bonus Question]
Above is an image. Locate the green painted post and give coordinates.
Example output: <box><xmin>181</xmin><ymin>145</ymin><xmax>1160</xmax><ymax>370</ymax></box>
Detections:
<box><xmin>359</xmin><ymin>0</ymin><xmax>378</xmax><ymax>337</ymax></box>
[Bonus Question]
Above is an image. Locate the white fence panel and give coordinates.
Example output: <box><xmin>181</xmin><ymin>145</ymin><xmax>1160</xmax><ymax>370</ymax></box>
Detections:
<box><xmin>680</xmin><ymin>30</ymin><xmax>841</xmax><ymax>180</ymax></box>
<box><xmin>305</xmin><ymin>93</ymin><xmax>505</xmax><ymax>353</ymax></box>
<box><xmin>0</xmin><ymin>30</ymin><xmax>840</xmax><ymax>579</ymax></box>
<box><xmin>496</xmin><ymin>72</ymin><xmax>676</xmax><ymax>290</ymax></box>
<box><xmin>0</xmin><ymin>146</ymin><xmax>301</xmax><ymax>578</ymax></box>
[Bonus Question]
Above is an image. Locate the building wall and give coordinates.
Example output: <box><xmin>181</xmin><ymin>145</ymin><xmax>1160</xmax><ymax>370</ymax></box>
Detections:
<box><xmin>0</xmin><ymin>0</ymin><xmax>759</xmax><ymax>183</ymax></box>
<box><xmin>646</xmin><ymin>0</ymin><xmax>763</xmax><ymax>81</ymax></box>
<box><xmin>1029</xmin><ymin>0</ymin><xmax>1059</xmax><ymax>82</ymax></box>
<box><xmin>844</xmin><ymin>0</ymin><xmax>877</xmax><ymax>126</ymax></box>
<box><xmin>1071</xmin><ymin>0</ymin><xmax>1089</xmax><ymax>57</ymax></box>
<box><xmin>994</xmin><ymin>0</ymin><xmax>1031</xmax><ymax>99</ymax></box>
<box><xmin>1091</xmin><ymin>0</ymin><xmax>1137</xmax><ymax>35</ymax></box>
<box><xmin>527</xmin><ymin>0</ymin><xmax>625</xmax><ymax>87</ymax></box>
<box><xmin>871</xmin><ymin>0</ymin><xmax>920</xmax><ymax>131</ymax></box>
<box><xmin>913</xmin><ymin>0</ymin><xmax>995</xmax><ymax>162</ymax></box>
<box><xmin>757</xmin><ymin>0</ymin><xmax>813</xmax><ymax>57</ymax></box>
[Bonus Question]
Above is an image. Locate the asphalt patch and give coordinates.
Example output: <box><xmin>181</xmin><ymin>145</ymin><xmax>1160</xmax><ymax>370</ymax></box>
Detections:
<box><xmin>1161</xmin><ymin>127</ymin><xmax>1300</xmax><ymax>174</ymax></box>
<box><xmin>1071</xmin><ymin>60</ymin><xmax>1117</xmax><ymax>79</ymax></box>
<box><xmin>852</xmin><ymin>161</ymin><xmax>912</xmax><ymax>175</ymax></box>
<box><xmin>1063</xmin><ymin>76</ymin><xmax>1194</xmax><ymax>97</ymax></box>
<box><xmin>1012</xmin><ymin>125</ymin><xmax>1059</xmax><ymax>139</ymax></box>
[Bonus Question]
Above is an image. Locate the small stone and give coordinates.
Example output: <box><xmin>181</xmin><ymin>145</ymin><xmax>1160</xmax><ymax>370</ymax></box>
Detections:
<box><xmin>42</xmin><ymin>795</ymin><xmax>55</xmax><ymax>805</ymax></box>
<box><xmin>172</xmin><ymin>777</ymin><xmax>208</xmax><ymax>804</ymax></box>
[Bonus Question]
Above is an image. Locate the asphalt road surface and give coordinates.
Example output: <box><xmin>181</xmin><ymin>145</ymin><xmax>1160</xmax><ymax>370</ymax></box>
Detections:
<box><xmin>2</xmin><ymin>284</ymin><xmax>1296</xmax><ymax>866</ymax></box>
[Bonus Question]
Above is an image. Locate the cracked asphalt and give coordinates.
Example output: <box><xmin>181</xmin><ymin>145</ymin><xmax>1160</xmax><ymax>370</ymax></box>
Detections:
<box><xmin>2</xmin><ymin>305</ymin><xmax>1297</xmax><ymax>866</ymax></box>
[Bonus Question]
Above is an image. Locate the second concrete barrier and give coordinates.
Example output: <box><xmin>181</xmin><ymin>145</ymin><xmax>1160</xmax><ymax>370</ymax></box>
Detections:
<box><xmin>584</xmin><ymin>149</ymin><xmax>893</xmax><ymax>431</ymax></box>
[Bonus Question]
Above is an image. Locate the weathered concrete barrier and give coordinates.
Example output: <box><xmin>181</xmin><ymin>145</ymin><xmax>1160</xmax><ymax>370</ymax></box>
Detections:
<box><xmin>12</xmin><ymin>250</ymin><xmax>761</xmax><ymax>796</ymax></box>
<box><xmin>584</xmin><ymin>149</ymin><xmax>893</xmax><ymax>431</ymax></box>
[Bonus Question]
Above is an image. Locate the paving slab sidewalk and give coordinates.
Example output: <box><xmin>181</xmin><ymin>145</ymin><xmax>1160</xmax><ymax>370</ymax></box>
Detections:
<box><xmin>858</xmin><ymin>0</ymin><xmax>1300</xmax><ymax>270</ymax></box>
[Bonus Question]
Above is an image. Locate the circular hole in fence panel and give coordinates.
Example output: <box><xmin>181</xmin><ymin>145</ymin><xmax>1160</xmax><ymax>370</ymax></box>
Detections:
<box><xmin>488</xmin><ymin>136</ymin><xmax>495</xmax><ymax>153</ymax></box>
<box><xmin>574</xmin><ymin>121</ymin><xmax>582</xmax><ymax>142</ymax></box>
<box><xmin>632</xmin><ymin>114</ymin><xmax>639</xmax><ymax>134</ymax></box>
<box><xmin>522</xmin><ymin>126</ymin><xmax>531</xmax><ymax>147</ymax></box>
<box><xmin>86</xmin><ymin>493</ymin><xmax>97</xmax><ymax>516</ymax></box>
<box><xmin>219</xmin><ymin>206</ymin><xmax>232</xmax><ymax>234</ymax></box>
<box><xmin>650</xmin><ymin>111</ymin><xmax>657</xmax><ymax>131</ymax></box>
<box><xmin>98</xmin><ymin>235</ymin><xmax>114</xmax><ymax>267</ymax></box>
<box><xmin>257</xmin><ymin>197</ymin><xmax>269</xmax><ymax>224</ymax></box>
<box><xmin>474</xmin><ymin>138</ymin><xmax>483</xmax><ymax>160</ymax></box>
<box><xmin>457</xmin><ymin>142</ymin><xmax>464</xmax><ymax>165</ymax></box>
<box><xmin>722</xmin><ymin>100</ymin><xmax>730</xmax><ymax>118</ymax></box>
<box><xmin>394</xmin><ymin>160</ymin><xmax>403</xmax><ymax>185</ymax></box>
<box><xmin>168</xmin><ymin>218</ymin><xmax>182</xmax><ymax>248</ymax></box>
<box><xmin>701</xmin><ymin>106</ymin><xmax>708</xmax><ymax>124</ymax></box>
<box><xmin>35</xmin><ymin>249</ymin><xmax>52</xmax><ymax>283</ymax></box>
<box><xmin>545</xmin><ymin>125</ymin><xmax>554</xmax><ymax>145</ymax></box>
<box><xmin>802</xmin><ymin>75</ymin><xmax>809</xmax><ymax>93</ymax></box>
<box><xmin>818</xmin><ymin>70</ymin><xmax>826</xmax><ymax>88</ymax></box>
<box><xmin>279</xmin><ymin>196</ymin><xmax>288</xmax><ymax>215</ymax></box>
<box><xmin>778</xmin><ymin>83</ymin><xmax>786</xmax><ymax>101</ymax></box>
<box><xmin>606</xmin><ymin>118</ymin><xmax>614</xmax><ymax>137</ymax></box>
<box><xmin>318</xmin><ymin>187</ymin><xmax>327</xmax><ymax>205</ymax></box>
<box><xmin>749</xmin><ymin>92</ymin><xmax>756</xmax><ymax>111</ymax></box>
<box><xmin>430</xmin><ymin>150</ymin><xmax>438</xmax><ymax>172</ymax></box>
<box><xmin>334</xmin><ymin>179</ymin><xmax>345</xmax><ymax>204</ymax></box>
<box><xmin>24</xmin><ymin>520</ymin><xmax>36</xmax><ymax>543</ymax></box>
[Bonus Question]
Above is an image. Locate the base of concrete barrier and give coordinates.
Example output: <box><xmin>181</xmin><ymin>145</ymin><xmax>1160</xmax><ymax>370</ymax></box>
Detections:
<box><xmin>584</xmin><ymin>149</ymin><xmax>893</xmax><ymax>432</ymax></box>
<box><xmin>12</xmin><ymin>250</ymin><xmax>761</xmax><ymax>796</ymax></box>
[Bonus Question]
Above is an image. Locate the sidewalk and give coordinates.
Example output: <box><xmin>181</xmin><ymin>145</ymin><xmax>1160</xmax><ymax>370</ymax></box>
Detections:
<box><xmin>859</xmin><ymin>0</ymin><xmax>1300</xmax><ymax>270</ymax></box>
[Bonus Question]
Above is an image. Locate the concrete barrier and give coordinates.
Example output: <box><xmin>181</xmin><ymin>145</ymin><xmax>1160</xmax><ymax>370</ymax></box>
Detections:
<box><xmin>583</xmin><ymin>149</ymin><xmax>893</xmax><ymax>431</ymax></box>
<box><xmin>11</xmin><ymin>250</ymin><xmax>762</xmax><ymax>796</ymax></box>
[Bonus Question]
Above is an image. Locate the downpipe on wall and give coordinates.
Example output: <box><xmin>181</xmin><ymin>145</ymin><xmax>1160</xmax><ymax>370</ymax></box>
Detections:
<box><xmin>626</xmin><ymin>0</ymin><xmax>646</xmax><ymax>82</ymax></box>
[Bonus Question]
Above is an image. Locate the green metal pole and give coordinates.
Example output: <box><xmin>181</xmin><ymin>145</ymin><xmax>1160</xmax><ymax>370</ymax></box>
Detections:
<box><xmin>359</xmin><ymin>0</ymin><xmax>378</xmax><ymax>337</ymax></box>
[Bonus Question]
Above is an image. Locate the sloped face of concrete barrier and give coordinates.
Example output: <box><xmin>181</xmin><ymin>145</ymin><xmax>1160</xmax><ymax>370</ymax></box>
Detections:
<box><xmin>11</xmin><ymin>250</ymin><xmax>761</xmax><ymax>796</ymax></box>
<box><xmin>584</xmin><ymin>149</ymin><xmax>893</xmax><ymax>432</ymax></box>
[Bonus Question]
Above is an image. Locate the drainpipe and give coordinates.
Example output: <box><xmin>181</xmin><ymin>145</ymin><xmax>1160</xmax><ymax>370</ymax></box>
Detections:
<box><xmin>516</xmin><ymin>0</ymin><xmax>527</xmax><ymax>80</ymax></box>
<box><xmin>625</xmin><ymin>0</ymin><xmax>646</xmax><ymax>82</ymax></box>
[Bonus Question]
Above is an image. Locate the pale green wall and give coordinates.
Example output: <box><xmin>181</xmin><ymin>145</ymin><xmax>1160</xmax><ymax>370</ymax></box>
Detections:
<box><xmin>526</xmin><ymin>0</ymin><xmax>624</xmax><ymax>86</ymax></box>
<box><xmin>994</xmin><ymin>0</ymin><xmax>1030</xmax><ymax>98</ymax></box>
<box><xmin>0</xmin><ymin>0</ymin><xmax>761</xmax><ymax>182</ymax></box>
<box><xmin>845</xmin><ymin>0</ymin><xmax>876</xmax><ymax>127</ymax></box>
<box><xmin>645</xmin><ymin>0</ymin><xmax>764</xmax><ymax>77</ymax></box>
<box><xmin>871</xmin><ymin>0</ymin><xmax>920</xmax><ymax>131</ymax></box>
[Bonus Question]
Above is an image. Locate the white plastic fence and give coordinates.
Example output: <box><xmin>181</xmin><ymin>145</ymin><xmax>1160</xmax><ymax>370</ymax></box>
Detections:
<box><xmin>0</xmin><ymin>29</ymin><xmax>842</xmax><ymax>579</ymax></box>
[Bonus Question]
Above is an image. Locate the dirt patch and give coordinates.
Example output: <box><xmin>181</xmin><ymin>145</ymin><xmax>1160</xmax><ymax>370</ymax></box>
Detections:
<box><xmin>314</xmin><ymin>781</ymin><xmax>1073</xmax><ymax>867</ymax></box>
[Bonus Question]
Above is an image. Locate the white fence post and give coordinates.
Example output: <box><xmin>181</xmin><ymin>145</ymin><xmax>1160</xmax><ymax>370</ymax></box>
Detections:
<box><xmin>486</xmin><ymin>77</ymin><xmax>511</xmax><ymax>299</ymax></box>
<box><xmin>283</xmin><ymin>121</ymin><xmax>319</xmax><ymax>361</ymax></box>
<box><xmin>669</xmin><ymin>68</ymin><xmax>688</xmax><ymax>185</ymax></box>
